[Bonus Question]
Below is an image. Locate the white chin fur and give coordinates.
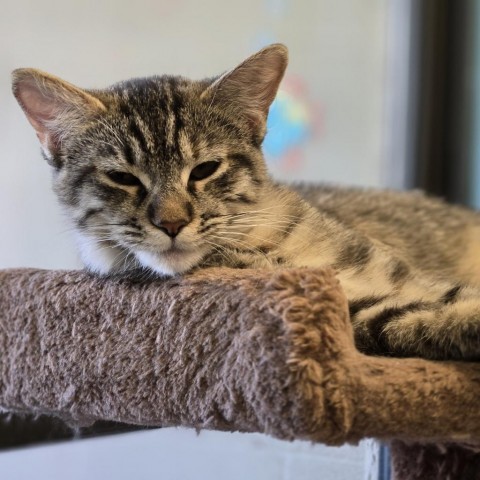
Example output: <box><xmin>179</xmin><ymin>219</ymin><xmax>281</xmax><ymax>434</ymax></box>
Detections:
<box><xmin>75</xmin><ymin>232</ymin><xmax>206</xmax><ymax>276</ymax></box>
<box><xmin>75</xmin><ymin>232</ymin><xmax>127</xmax><ymax>275</ymax></box>
<box><xmin>135</xmin><ymin>249</ymin><xmax>205</xmax><ymax>276</ymax></box>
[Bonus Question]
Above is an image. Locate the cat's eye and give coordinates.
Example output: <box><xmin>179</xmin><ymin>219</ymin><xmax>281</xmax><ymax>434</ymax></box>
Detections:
<box><xmin>189</xmin><ymin>161</ymin><xmax>220</xmax><ymax>182</ymax></box>
<box><xmin>106</xmin><ymin>171</ymin><xmax>141</xmax><ymax>186</ymax></box>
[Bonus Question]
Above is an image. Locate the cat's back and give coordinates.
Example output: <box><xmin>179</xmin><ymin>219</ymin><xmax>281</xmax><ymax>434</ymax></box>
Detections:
<box><xmin>294</xmin><ymin>183</ymin><xmax>477</xmax><ymax>229</ymax></box>
<box><xmin>292</xmin><ymin>183</ymin><xmax>480</xmax><ymax>283</ymax></box>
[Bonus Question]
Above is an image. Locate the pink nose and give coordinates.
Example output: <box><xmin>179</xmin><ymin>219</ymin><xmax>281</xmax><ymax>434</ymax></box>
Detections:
<box><xmin>155</xmin><ymin>219</ymin><xmax>188</xmax><ymax>238</ymax></box>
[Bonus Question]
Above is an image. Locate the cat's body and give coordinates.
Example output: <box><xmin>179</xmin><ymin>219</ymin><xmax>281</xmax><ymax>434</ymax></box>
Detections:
<box><xmin>12</xmin><ymin>44</ymin><xmax>480</xmax><ymax>361</ymax></box>
<box><xmin>295</xmin><ymin>184</ymin><xmax>480</xmax><ymax>285</ymax></box>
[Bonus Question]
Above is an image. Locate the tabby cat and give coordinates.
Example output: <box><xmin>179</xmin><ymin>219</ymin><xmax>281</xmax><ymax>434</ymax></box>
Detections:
<box><xmin>12</xmin><ymin>44</ymin><xmax>480</xmax><ymax>361</ymax></box>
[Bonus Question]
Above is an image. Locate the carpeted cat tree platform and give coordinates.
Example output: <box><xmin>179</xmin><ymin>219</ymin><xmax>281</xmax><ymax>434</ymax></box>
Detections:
<box><xmin>1</xmin><ymin>266</ymin><xmax>480</xmax><ymax>479</ymax></box>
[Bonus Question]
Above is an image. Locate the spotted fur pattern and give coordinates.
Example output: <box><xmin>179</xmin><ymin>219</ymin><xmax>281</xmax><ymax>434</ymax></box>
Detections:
<box><xmin>12</xmin><ymin>44</ymin><xmax>480</xmax><ymax>361</ymax></box>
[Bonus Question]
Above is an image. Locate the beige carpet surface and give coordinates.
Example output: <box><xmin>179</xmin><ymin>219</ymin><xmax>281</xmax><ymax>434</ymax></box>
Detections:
<box><xmin>1</xmin><ymin>266</ymin><xmax>480</xmax><ymax>478</ymax></box>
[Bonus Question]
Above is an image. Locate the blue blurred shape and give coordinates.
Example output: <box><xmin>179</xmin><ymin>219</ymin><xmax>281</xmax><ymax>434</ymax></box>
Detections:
<box><xmin>264</xmin><ymin>91</ymin><xmax>311</xmax><ymax>160</ymax></box>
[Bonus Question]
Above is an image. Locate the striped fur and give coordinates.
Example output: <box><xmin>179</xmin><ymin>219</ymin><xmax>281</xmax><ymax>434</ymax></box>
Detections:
<box><xmin>12</xmin><ymin>44</ymin><xmax>480</xmax><ymax>361</ymax></box>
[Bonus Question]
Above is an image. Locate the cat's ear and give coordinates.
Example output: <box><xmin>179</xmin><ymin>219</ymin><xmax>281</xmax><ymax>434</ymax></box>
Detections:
<box><xmin>11</xmin><ymin>68</ymin><xmax>106</xmax><ymax>159</ymax></box>
<box><xmin>202</xmin><ymin>44</ymin><xmax>288</xmax><ymax>139</ymax></box>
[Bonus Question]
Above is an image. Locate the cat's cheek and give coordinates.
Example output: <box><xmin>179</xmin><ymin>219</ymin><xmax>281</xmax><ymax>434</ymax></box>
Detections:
<box><xmin>74</xmin><ymin>232</ymin><xmax>125</xmax><ymax>275</ymax></box>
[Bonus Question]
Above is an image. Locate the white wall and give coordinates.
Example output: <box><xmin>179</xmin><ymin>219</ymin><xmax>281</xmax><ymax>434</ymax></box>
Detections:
<box><xmin>0</xmin><ymin>0</ymin><xmax>388</xmax><ymax>478</ymax></box>
<box><xmin>0</xmin><ymin>0</ymin><xmax>388</xmax><ymax>270</ymax></box>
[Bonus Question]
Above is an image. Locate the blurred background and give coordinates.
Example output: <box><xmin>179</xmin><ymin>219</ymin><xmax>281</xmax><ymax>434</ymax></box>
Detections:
<box><xmin>0</xmin><ymin>0</ymin><xmax>476</xmax><ymax>478</ymax></box>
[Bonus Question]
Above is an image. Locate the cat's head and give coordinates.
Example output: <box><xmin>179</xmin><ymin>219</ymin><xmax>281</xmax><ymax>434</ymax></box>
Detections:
<box><xmin>12</xmin><ymin>44</ymin><xmax>288</xmax><ymax>276</ymax></box>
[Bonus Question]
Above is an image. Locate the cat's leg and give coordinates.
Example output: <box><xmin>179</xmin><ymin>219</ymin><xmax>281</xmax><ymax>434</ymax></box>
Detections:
<box><xmin>338</xmin><ymin>243</ymin><xmax>480</xmax><ymax>360</ymax></box>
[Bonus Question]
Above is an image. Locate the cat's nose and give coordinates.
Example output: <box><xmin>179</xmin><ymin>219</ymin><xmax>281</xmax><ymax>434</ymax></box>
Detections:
<box><xmin>153</xmin><ymin>218</ymin><xmax>189</xmax><ymax>238</ymax></box>
<box><xmin>148</xmin><ymin>199</ymin><xmax>192</xmax><ymax>238</ymax></box>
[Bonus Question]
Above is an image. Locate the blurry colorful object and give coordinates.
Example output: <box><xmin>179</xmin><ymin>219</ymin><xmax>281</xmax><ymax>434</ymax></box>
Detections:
<box><xmin>263</xmin><ymin>75</ymin><xmax>322</xmax><ymax>171</ymax></box>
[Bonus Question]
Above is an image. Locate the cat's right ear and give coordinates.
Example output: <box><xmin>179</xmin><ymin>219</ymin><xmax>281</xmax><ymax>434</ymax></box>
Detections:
<box><xmin>11</xmin><ymin>68</ymin><xmax>106</xmax><ymax>162</ymax></box>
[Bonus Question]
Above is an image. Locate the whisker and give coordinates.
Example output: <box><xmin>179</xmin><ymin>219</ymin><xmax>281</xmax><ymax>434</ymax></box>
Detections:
<box><xmin>203</xmin><ymin>239</ymin><xmax>237</xmax><ymax>265</ymax></box>
<box><xmin>208</xmin><ymin>234</ymin><xmax>272</xmax><ymax>260</ymax></box>
<box><xmin>215</xmin><ymin>230</ymin><xmax>284</xmax><ymax>248</ymax></box>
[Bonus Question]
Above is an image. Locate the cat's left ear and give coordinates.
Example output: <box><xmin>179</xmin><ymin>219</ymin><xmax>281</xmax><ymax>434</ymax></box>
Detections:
<box><xmin>12</xmin><ymin>68</ymin><xmax>106</xmax><ymax>162</ymax></box>
<box><xmin>202</xmin><ymin>44</ymin><xmax>288</xmax><ymax>140</ymax></box>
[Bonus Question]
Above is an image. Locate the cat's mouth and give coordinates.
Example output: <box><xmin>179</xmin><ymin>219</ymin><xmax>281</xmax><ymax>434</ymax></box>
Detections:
<box><xmin>161</xmin><ymin>245</ymin><xmax>187</xmax><ymax>258</ymax></box>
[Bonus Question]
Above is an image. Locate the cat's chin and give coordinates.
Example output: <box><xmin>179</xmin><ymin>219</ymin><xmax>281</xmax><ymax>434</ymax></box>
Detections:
<box><xmin>75</xmin><ymin>232</ymin><xmax>206</xmax><ymax>276</ymax></box>
<box><xmin>134</xmin><ymin>248</ymin><xmax>206</xmax><ymax>276</ymax></box>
